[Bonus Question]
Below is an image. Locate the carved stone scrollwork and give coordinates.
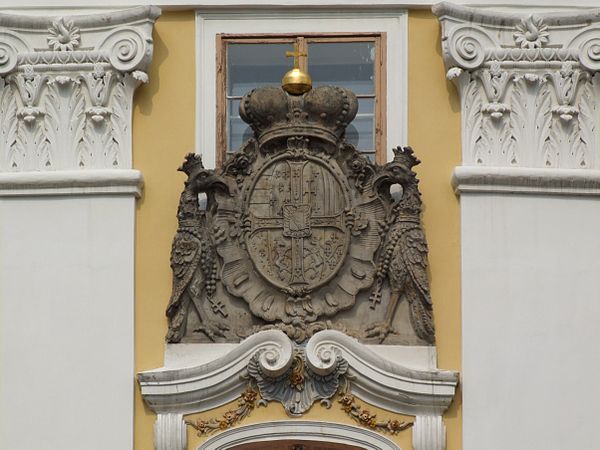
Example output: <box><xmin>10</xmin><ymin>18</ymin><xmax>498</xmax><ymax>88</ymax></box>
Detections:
<box><xmin>446</xmin><ymin>24</ymin><xmax>496</xmax><ymax>70</ymax></box>
<box><xmin>100</xmin><ymin>28</ymin><xmax>153</xmax><ymax>73</ymax></box>
<box><xmin>139</xmin><ymin>330</ymin><xmax>459</xmax><ymax>448</ymax></box>
<box><xmin>248</xmin><ymin>347</ymin><xmax>348</xmax><ymax>416</ymax></box>
<box><xmin>434</xmin><ymin>2</ymin><xmax>600</xmax><ymax>194</ymax></box>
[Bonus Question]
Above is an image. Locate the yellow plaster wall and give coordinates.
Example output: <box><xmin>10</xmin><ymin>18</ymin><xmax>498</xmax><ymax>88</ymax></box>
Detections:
<box><xmin>133</xmin><ymin>9</ymin><xmax>461</xmax><ymax>450</ymax></box>
<box><xmin>407</xmin><ymin>10</ymin><xmax>462</xmax><ymax>450</ymax></box>
<box><xmin>133</xmin><ymin>11</ymin><xmax>197</xmax><ymax>450</ymax></box>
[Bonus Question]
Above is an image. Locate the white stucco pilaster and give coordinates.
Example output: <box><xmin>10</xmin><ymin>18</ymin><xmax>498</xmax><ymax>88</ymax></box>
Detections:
<box><xmin>0</xmin><ymin>7</ymin><xmax>160</xmax><ymax>450</ymax></box>
<box><xmin>434</xmin><ymin>3</ymin><xmax>600</xmax><ymax>449</ymax></box>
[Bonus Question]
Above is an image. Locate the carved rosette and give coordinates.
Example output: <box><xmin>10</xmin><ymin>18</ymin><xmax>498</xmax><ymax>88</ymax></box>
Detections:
<box><xmin>434</xmin><ymin>2</ymin><xmax>600</xmax><ymax>172</ymax></box>
<box><xmin>0</xmin><ymin>7</ymin><xmax>160</xmax><ymax>174</ymax></box>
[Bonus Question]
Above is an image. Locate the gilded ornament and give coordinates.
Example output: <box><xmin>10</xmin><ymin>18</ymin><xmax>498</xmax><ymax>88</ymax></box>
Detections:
<box><xmin>282</xmin><ymin>43</ymin><xmax>312</xmax><ymax>94</ymax></box>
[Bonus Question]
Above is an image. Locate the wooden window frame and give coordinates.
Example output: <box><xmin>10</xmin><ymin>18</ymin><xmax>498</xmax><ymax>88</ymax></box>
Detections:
<box><xmin>216</xmin><ymin>33</ymin><xmax>387</xmax><ymax>166</ymax></box>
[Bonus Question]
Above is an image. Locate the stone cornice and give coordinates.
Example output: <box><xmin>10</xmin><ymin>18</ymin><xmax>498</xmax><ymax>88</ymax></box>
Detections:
<box><xmin>434</xmin><ymin>2</ymin><xmax>600</xmax><ymax>194</ymax></box>
<box><xmin>0</xmin><ymin>169</ymin><xmax>143</xmax><ymax>196</ymax></box>
<box><xmin>453</xmin><ymin>166</ymin><xmax>600</xmax><ymax>196</ymax></box>
<box><xmin>433</xmin><ymin>2</ymin><xmax>600</xmax><ymax>28</ymax></box>
<box><xmin>434</xmin><ymin>2</ymin><xmax>600</xmax><ymax>73</ymax></box>
<box><xmin>138</xmin><ymin>330</ymin><xmax>458</xmax><ymax>416</ymax></box>
<box><xmin>0</xmin><ymin>7</ymin><xmax>160</xmax><ymax>196</ymax></box>
<box><xmin>140</xmin><ymin>330</ymin><xmax>458</xmax><ymax>450</ymax></box>
<box><xmin>0</xmin><ymin>6</ymin><xmax>160</xmax><ymax>29</ymax></box>
<box><xmin>0</xmin><ymin>6</ymin><xmax>160</xmax><ymax>75</ymax></box>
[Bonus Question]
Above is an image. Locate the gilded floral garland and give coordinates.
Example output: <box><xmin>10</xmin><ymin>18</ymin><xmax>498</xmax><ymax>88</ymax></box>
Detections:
<box><xmin>186</xmin><ymin>387</ymin><xmax>259</xmax><ymax>436</ymax></box>
<box><xmin>185</xmin><ymin>376</ymin><xmax>413</xmax><ymax>437</ymax></box>
<box><xmin>337</xmin><ymin>381</ymin><xmax>413</xmax><ymax>435</ymax></box>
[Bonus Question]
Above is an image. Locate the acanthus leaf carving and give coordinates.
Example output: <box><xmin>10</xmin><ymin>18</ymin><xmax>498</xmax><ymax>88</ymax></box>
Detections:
<box><xmin>577</xmin><ymin>77</ymin><xmax>599</xmax><ymax>168</ymax></box>
<box><xmin>0</xmin><ymin>78</ymin><xmax>18</xmax><ymax>171</ymax></box>
<box><xmin>436</xmin><ymin>3</ymin><xmax>600</xmax><ymax>173</ymax></box>
<box><xmin>477</xmin><ymin>62</ymin><xmax>511</xmax><ymax>103</ymax></box>
<box><xmin>108</xmin><ymin>78</ymin><xmax>130</xmax><ymax>168</ymax></box>
<box><xmin>0</xmin><ymin>7</ymin><xmax>159</xmax><ymax>177</ymax></box>
<box><xmin>42</xmin><ymin>80</ymin><xmax>86</xmax><ymax>170</ymax></box>
<box><xmin>461</xmin><ymin>76</ymin><xmax>484</xmax><ymax>165</ymax></box>
<box><xmin>534</xmin><ymin>81</ymin><xmax>553</xmax><ymax>167</ymax></box>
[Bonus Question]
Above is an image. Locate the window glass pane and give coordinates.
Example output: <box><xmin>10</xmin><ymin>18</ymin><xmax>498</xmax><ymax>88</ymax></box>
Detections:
<box><xmin>229</xmin><ymin>98</ymin><xmax>241</xmax><ymax>118</ymax></box>
<box><xmin>225</xmin><ymin>40</ymin><xmax>379</xmax><ymax>157</ymax></box>
<box><xmin>228</xmin><ymin>43</ymin><xmax>294</xmax><ymax>97</ymax></box>
<box><xmin>308</xmin><ymin>42</ymin><xmax>375</xmax><ymax>95</ymax></box>
<box><xmin>358</xmin><ymin>97</ymin><xmax>374</xmax><ymax>115</ymax></box>
<box><xmin>346</xmin><ymin>115</ymin><xmax>374</xmax><ymax>152</ymax></box>
<box><xmin>229</xmin><ymin>99</ymin><xmax>253</xmax><ymax>151</ymax></box>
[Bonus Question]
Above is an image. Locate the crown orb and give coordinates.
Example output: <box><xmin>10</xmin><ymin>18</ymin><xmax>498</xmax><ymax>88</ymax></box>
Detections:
<box><xmin>282</xmin><ymin>68</ymin><xmax>312</xmax><ymax>95</ymax></box>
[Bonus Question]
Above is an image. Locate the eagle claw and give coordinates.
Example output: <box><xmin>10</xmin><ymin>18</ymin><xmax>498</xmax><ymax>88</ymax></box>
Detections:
<box><xmin>364</xmin><ymin>322</ymin><xmax>394</xmax><ymax>343</ymax></box>
<box><xmin>195</xmin><ymin>323</ymin><xmax>230</xmax><ymax>341</ymax></box>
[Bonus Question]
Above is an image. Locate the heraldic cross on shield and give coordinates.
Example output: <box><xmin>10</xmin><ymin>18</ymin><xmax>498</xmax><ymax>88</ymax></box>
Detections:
<box><xmin>165</xmin><ymin>83</ymin><xmax>437</xmax><ymax>347</ymax></box>
<box><xmin>246</xmin><ymin>158</ymin><xmax>348</xmax><ymax>289</ymax></box>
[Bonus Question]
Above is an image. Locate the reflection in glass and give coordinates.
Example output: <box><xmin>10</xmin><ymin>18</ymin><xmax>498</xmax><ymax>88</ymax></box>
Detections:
<box><xmin>226</xmin><ymin>40</ymin><xmax>378</xmax><ymax>156</ymax></box>
<box><xmin>228</xmin><ymin>43</ymin><xmax>293</xmax><ymax>97</ymax></box>
<box><xmin>346</xmin><ymin>116</ymin><xmax>374</xmax><ymax>151</ymax></box>
<box><xmin>308</xmin><ymin>42</ymin><xmax>374</xmax><ymax>95</ymax></box>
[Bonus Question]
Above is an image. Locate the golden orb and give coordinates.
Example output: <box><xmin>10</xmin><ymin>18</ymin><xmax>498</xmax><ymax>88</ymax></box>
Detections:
<box><xmin>282</xmin><ymin>67</ymin><xmax>312</xmax><ymax>95</ymax></box>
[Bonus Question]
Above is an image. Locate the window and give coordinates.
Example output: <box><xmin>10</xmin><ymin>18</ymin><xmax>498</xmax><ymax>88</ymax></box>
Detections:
<box><xmin>216</xmin><ymin>34</ymin><xmax>386</xmax><ymax>165</ymax></box>
<box><xmin>195</xmin><ymin>10</ymin><xmax>407</xmax><ymax>168</ymax></box>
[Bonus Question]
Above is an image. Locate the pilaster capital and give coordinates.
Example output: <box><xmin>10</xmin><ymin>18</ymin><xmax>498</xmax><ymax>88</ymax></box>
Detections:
<box><xmin>0</xmin><ymin>7</ymin><xmax>160</xmax><ymax>196</ymax></box>
<box><xmin>434</xmin><ymin>2</ymin><xmax>600</xmax><ymax>194</ymax></box>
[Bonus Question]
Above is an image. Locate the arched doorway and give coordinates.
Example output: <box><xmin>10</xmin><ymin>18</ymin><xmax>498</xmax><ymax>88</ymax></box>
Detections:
<box><xmin>230</xmin><ymin>440</ymin><xmax>363</xmax><ymax>450</ymax></box>
<box><xmin>199</xmin><ymin>420</ymin><xmax>401</xmax><ymax>450</ymax></box>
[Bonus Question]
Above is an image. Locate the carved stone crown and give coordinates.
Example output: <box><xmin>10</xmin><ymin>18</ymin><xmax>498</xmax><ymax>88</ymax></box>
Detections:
<box><xmin>178</xmin><ymin>153</ymin><xmax>205</xmax><ymax>179</ymax></box>
<box><xmin>392</xmin><ymin>146</ymin><xmax>421</xmax><ymax>170</ymax></box>
<box><xmin>239</xmin><ymin>85</ymin><xmax>358</xmax><ymax>147</ymax></box>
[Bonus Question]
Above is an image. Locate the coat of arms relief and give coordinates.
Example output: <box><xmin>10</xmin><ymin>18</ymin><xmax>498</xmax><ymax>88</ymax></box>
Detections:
<box><xmin>166</xmin><ymin>84</ymin><xmax>435</xmax><ymax>346</ymax></box>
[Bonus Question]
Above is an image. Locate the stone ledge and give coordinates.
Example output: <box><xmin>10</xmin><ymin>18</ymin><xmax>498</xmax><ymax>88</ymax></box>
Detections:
<box><xmin>0</xmin><ymin>169</ymin><xmax>143</xmax><ymax>196</ymax></box>
<box><xmin>453</xmin><ymin>166</ymin><xmax>600</xmax><ymax>196</ymax></box>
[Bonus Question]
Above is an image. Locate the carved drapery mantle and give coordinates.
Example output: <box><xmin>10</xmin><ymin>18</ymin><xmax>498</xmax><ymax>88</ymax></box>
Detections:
<box><xmin>0</xmin><ymin>7</ymin><xmax>160</xmax><ymax>196</ymax></box>
<box><xmin>433</xmin><ymin>2</ymin><xmax>600</xmax><ymax>195</ymax></box>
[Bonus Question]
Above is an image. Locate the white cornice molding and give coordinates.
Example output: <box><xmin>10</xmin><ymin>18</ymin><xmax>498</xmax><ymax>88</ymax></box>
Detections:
<box><xmin>138</xmin><ymin>331</ymin><xmax>295</xmax><ymax>415</ymax></box>
<box><xmin>3</xmin><ymin>1</ymin><xmax>600</xmax><ymax>11</ymax></box>
<box><xmin>453</xmin><ymin>166</ymin><xmax>600</xmax><ymax>195</ymax></box>
<box><xmin>139</xmin><ymin>331</ymin><xmax>458</xmax><ymax>450</ymax></box>
<box><xmin>0</xmin><ymin>169</ymin><xmax>143</xmax><ymax>196</ymax></box>
<box><xmin>434</xmin><ymin>2</ymin><xmax>600</xmax><ymax>195</ymax></box>
<box><xmin>306</xmin><ymin>331</ymin><xmax>457</xmax><ymax>416</ymax></box>
<box><xmin>139</xmin><ymin>330</ymin><xmax>458</xmax><ymax>416</ymax></box>
<box><xmin>0</xmin><ymin>6</ymin><xmax>160</xmax><ymax>196</ymax></box>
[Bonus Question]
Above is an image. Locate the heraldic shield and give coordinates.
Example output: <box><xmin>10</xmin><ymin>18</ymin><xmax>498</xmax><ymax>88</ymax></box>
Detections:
<box><xmin>165</xmin><ymin>85</ymin><xmax>436</xmax><ymax>346</ymax></box>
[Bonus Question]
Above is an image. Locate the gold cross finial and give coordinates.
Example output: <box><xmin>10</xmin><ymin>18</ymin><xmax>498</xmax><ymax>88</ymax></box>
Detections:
<box><xmin>282</xmin><ymin>42</ymin><xmax>312</xmax><ymax>95</ymax></box>
<box><xmin>285</xmin><ymin>43</ymin><xmax>307</xmax><ymax>69</ymax></box>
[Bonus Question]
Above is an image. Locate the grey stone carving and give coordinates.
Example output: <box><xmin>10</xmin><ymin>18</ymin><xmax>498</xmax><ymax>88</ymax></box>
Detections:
<box><xmin>247</xmin><ymin>347</ymin><xmax>348</xmax><ymax>416</ymax></box>
<box><xmin>166</xmin><ymin>84</ymin><xmax>435</xmax><ymax>345</ymax></box>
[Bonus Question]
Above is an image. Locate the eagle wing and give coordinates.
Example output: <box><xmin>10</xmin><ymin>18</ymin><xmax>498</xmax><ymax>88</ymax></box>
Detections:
<box><xmin>399</xmin><ymin>223</ymin><xmax>435</xmax><ymax>343</ymax></box>
<box><xmin>166</xmin><ymin>230</ymin><xmax>203</xmax><ymax>318</ymax></box>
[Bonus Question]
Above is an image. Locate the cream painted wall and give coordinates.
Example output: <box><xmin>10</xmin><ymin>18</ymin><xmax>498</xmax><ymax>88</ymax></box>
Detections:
<box><xmin>132</xmin><ymin>10</ymin><xmax>461</xmax><ymax>450</ymax></box>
